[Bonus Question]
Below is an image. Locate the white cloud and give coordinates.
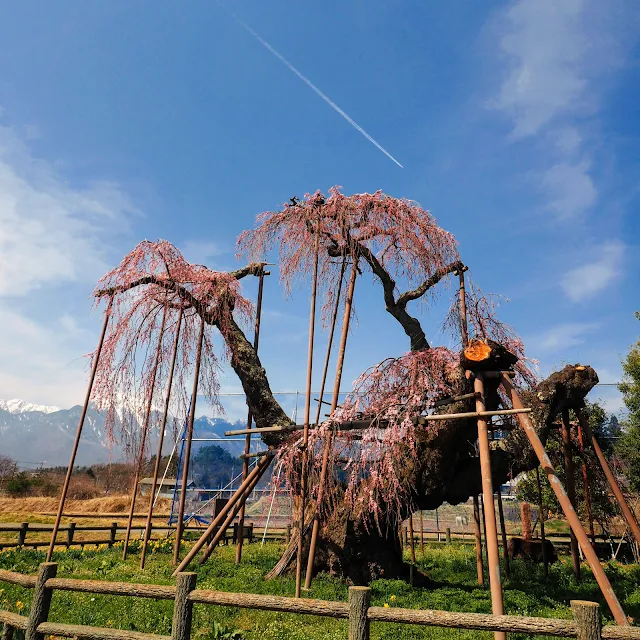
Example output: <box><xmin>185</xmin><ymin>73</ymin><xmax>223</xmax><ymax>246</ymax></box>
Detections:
<box><xmin>551</xmin><ymin>126</ymin><xmax>582</xmax><ymax>155</ymax></box>
<box><xmin>0</xmin><ymin>308</ymin><xmax>93</xmax><ymax>408</ymax></box>
<box><xmin>180</xmin><ymin>240</ymin><xmax>224</xmax><ymax>266</ymax></box>
<box><xmin>540</xmin><ymin>160</ymin><xmax>597</xmax><ymax>220</ymax></box>
<box><xmin>0</xmin><ymin>122</ymin><xmax>138</xmax><ymax>296</ymax></box>
<box><xmin>0</xmin><ymin>117</ymin><xmax>139</xmax><ymax>407</ymax></box>
<box><xmin>491</xmin><ymin>0</ymin><xmax>589</xmax><ymax>138</ymax></box>
<box><xmin>534</xmin><ymin>322</ymin><xmax>599</xmax><ymax>351</ymax></box>
<box><xmin>489</xmin><ymin>0</ymin><xmax>639</xmax><ymax>222</ymax></box>
<box><xmin>561</xmin><ymin>240</ymin><xmax>624</xmax><ymax>302</ymax></box>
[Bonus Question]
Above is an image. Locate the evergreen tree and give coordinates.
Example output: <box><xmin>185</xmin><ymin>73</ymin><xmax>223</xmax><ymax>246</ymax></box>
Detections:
<box><xmin>615</xmin><ymin>312</ymin><xmax>640</xmax><ymax>492</ymax></box>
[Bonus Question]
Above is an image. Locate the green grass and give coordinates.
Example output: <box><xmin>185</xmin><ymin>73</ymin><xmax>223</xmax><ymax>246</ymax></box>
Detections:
<box><xmin>1</xmin><ymin>541</ymin><xmax>639</xmax><ymax>640</ymax></box>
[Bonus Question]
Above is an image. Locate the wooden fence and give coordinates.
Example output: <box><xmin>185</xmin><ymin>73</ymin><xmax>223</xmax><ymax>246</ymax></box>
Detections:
<box><xmin>0</xmin><ymin>522</ymin><xmax>289</xmax><ymax>551</ymax></box>
<box><xmin>1</xmin><ymin>563</ymin><xmax>638</xmax><ymax>640</ymax></box>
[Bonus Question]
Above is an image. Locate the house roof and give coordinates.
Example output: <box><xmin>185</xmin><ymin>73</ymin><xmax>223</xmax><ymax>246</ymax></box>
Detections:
<box><xmin>140</xmin><ymin>477</ymin><xmax>177</xmax><ymax>486</ymax></box>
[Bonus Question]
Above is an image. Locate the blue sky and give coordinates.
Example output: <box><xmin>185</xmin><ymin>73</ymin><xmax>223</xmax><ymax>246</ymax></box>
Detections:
<box><xmin>0</xmin><ymin>0</ymin><xmax>638</xmax><ymax>420</ymax></box>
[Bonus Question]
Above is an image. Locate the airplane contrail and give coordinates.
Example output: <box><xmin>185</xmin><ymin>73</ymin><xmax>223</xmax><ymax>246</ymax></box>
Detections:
<box><xmin>229</xmin><ymin>13</ymin><xmax>404</xmax><ymax>169</ymax></box>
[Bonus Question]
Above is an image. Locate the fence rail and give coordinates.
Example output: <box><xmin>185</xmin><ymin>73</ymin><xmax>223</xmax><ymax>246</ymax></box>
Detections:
<box><xmin>0</xmin><ymin>563</ymin><xmax>637</xmax><ymax>640</ymax></box>
<box><xmin>0</xmin><ymin>521</ymin><xmax>289</xmax><ymax>551</ymax></box>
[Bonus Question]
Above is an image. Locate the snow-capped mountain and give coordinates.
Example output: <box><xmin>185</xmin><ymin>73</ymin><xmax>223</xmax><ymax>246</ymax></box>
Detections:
<box><xmin>0</xmin><ymin>399</ymin><xmax>248</xmax><ymax>466</ymax></box>
<box><xmin>0</xmin><ymin>399</ymin><xmax>61</xmax><ymax>414</ymax></box>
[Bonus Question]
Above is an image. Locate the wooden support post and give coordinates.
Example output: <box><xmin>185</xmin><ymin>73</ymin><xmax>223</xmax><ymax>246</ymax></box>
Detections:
<box><xmin>419</xmin><ymin>511</ymin><xmax>424</xmax><ymax>555</ymax></box>
<box><xmin>141</xmin><ymin>308</ymin><xmax>183</xmax><ymax>570</ymax></box>
<box><xmin>171</xmin><ymin>572</ymin><xmax>196</xmax><ymax>640</ymax></box>
<box><xmin>66</xmin><ymin>522</ymin><xmax>76</xmax><ymax>549</ymax></box>
<box><xmin>286</xmin><ymin>524</ymin><xmax>291</xmax><ymax>543</ymax></box>
<box><xmin>237</xmin><ymin>272</ymin><xmax>266</xmax><ymax>566</ymax></box>
<box><xmin>576</xmin><ymin>408</ymin><xmax>640</xmax><ymax>550</ymax></box>
<box><xmin>305</xmin><ymin>258</ymin><xmax>358</xmax><ymax>591</ymax></box>
<box><xmin>446</xmin><ymin>527</ymin><xmax>451</xmax><ymax>544</ymax></box>
<box><xmin>578</xmin><ymin>422</ymin><xmax>597</xmax><ymax>546</ymax></box>
<box><xmin>26</xmin><ymin>562</ymin><xmax>57</xmax><ymax>640</ymax></box>
<box><xmin>408</xmin><ymin>513</ymin><xmax>416</xmax><ymax>564</ymax></box>
<box><xmin>473</xmin><ymin>496</ymin><xmax>484</xmax><ymax>585</ymax></box>
<box><xmin>174</xmin><ymin>317</ymin><xmax>206</xmax><ymax>566</ymax></box>
<box><xmin>200</xmin><ymin>462</ymin><xmax>267</xmax><ymax>562</ymax></box>
<box><xmin>535</xmin><ymin>467</ymin><xmax>548</xmax><ymax>578</ymax></box>
<box><xmin>173</xmin><ymin>455</ymin><xmax>271</xmax><ymax>575</ymax></box>
<box><xmin>562</xmin><ymin>410</ymin><xmax>581</xmax><ymax>581</ymax></box>
<box><xmin>474</xmin><ymin>375</ymin><xmax>505</xmax><ymax>640</ymax></box>
<box><xmin>496</xmin><ymin>490</ymin><xmax>510</xmax><ymax>579</ymax></box>
<box><xmin>18</xmin><ymin>523</ymin><xmax>28</xmax><ymax>547</ymax></box>
<box><xmin>47</xmin><ymin>298</ymin><xmax>112</xmax><ymax>562</ymax></box>
<box><xmin>123</xmin><ymin>307</ymin><xmax>167</xmax><ymax>561</ymax></box>
<box><xmin>571</xmin><ymin>600</ymin><xmax>602</xmax><ymax>640</ymax></box>
<box><xmin>294</xmin><ymin>233</ymin><xmax>320</xmax><ymax>598</ymax></box>
<box><xmin>503</xmin><ymin>376</ymin><xmax>628</xmax><ymax>626</ymax></box>
<box><xmin>109</xmin><ymin>522</ymin><xmax>117</xmax><ymax>547</ymax></box>
<box><xmin>348</xmin><ymin>586</ymin><xmax>370</xmax><ymax>640</ymax></box>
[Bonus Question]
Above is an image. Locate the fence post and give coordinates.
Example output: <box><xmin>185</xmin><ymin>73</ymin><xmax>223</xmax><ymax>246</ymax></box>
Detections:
<box><xmin>18</xmin><ymin>523</ymin><xmax>28</xmax><ymax>547</ymax></box>
<box><xmin>26</xmin><ymin>562</ymin><xmax>57</xmax><ymax>640</ymax></box>
<box><xmin>66</xmin><ymin>522</ymin><xmax>76</xmax><ymax>548</ymax></box>
<box><xmin>172</xmin><ymin>572</ymin><xmax>197</xmax><ymax>640</ymax></box>
<box><xmin>446</xmin><ymin>527</ymin><xmax>451</xmax><ymax>544</ymax></box>
<box><xmin>348</xmin><ymin>586</ymin><xmax>370</xmax><ymax>640</ymax></box>
<box><xmin>2</xmin><ymin>622</ymin><xmax>14</xmax><ymax>640</ymax></box>
<box><xmin>571</xmin><ymin>601</ymin><xmax>602</xmax><ymax>640</ymax></box>
<box><xmin>286</xmin><ymin>524</ymin><xmax>291</xmax><ymax>543</ymax></box>
<box><xmin>109</xmin><ymin>522</ymin><xmax>118</xmax><ymax>547</ymax></box>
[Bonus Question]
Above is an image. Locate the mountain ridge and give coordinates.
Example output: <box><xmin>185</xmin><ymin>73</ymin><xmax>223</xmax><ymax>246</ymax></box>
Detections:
<box><xmin>0</xmin><ymin>398</ymin><xmax>249</xmax><ymax>467</ymax></box>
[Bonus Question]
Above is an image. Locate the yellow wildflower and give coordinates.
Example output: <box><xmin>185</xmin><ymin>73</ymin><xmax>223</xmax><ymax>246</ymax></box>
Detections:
<box><xmin>390</xmin><ymin>595</ymin><xmax>396</xmax><ymax>601</ymax></box>
<box><xmin>15</xmin><ymin>600</ymin><xmax>24</xmax><ymax>611</ymax></box>
<box><xmin>383</xmin><ymin>603</ymin><xmax>390</xmax><ymax>608</ymax></box>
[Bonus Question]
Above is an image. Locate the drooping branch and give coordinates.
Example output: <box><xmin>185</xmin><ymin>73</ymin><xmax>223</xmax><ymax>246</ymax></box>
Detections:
<box><xmin>92</xmin><ymin>241</ymin><xmax>288</xmax><ymax>448</ymax></box>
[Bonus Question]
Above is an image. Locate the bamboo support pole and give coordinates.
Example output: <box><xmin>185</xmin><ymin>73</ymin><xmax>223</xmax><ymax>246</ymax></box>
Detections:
<box><xmin>47</xmin><ymin>298</ymin><xmax>113</xmax><ymax>562</ymax></box>
<box><xmin>473</xmin><ymin>496</ymin><xmax>485</xmax><ymax>586</ymax></box>
<box><xmin>202</xmin><ymin>460</ymin><xmax>269</xmax><ymax>561</ymax></box>
<box><xmin>123</xmin><ymin>307</ymin><xmax>167</xmax><ymax>560</ymax></box>
<box><xmin>419</xmin><ymin>511</ymin><xmax>424</xmax><ymax>555</ymax></box>
<box><xmin>172</xmin><ymin>455</ymin><xmax>271</xmax><ymax>574</ymax></box>
<box><xmin>173</xmin><ymin>317</ymin><xmax>206</xmax><ymax>565</ymax></box>
<box><xmin>236</xmin><ymin>270</ymin><xmax>266</xmax><ymax>566</ymax></box>
<box><xmin>304</xmin><ymin>258</ymin><xmax>358</xmax><ymax>590</ymax></box>
<box><xmin>295</xmin><ymin>232</ymin><xmax>320</xmax><ymax>598</ymax></box>
<box><xmin>577</xmin><ymin>422</ymin><xmax>597</xmax><ymax>545</ymax></box>
<box><xmin>496</xmin><ymin>489</ymin><xmax>510</xmax><ymax>579</ymax></box>
<box><xmin>535</xmin><ymin>466</ymin><xmax>548</xmax><ymax>578</ymax></box>
<box><xmin>140</xmin><ymin>308</ymin><xmax>183</xmax><ymax>569</ymax></box>
<box><xmin>474</xmin><ymin>375</ymin><xmax>505</xmax><ymax>640</ymax></box>
<box><xmin>575</xmin><ymin>408</ymin><xmax>640</xmax><ymax>549</ymax></box>
<box><xmin>562</xmin><ymin>410</ymin><xmax>581</xmax><ymax>580</ymax></box>
<box><xmin>502</xmin><ymin>376</ymin><xmax>628</xmax><ymax>626</ymax></box>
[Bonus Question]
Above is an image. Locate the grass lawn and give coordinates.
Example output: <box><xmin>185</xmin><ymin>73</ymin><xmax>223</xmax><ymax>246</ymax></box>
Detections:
<box><xmin>1</xmin><ymin>540</ymin><xmax>639</xmax><ymax>640</ymax></box>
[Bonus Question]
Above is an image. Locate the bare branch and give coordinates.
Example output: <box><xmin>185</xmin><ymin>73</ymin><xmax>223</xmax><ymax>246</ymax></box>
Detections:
<box><xmin>396</xmin><ymin>261</ymin><xmax>463</xmax><ymax>309</ymax></box>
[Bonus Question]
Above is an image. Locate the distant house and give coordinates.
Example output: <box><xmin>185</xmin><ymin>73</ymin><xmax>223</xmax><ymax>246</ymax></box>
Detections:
<box><xmin>139</xmin><ymin>477</ymin><xmax>194</xmax><ymax>499</ymax></box>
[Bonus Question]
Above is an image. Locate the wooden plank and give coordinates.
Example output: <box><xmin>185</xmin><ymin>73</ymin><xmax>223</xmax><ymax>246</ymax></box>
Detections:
<box><xmin>368</xmin><ymin>607</ymin><xmax>577</xmax><ymax>636</ymax></box>
<box><xmin>0</xmin><ymin>569</ymin><xmax>37</xmax><ymax>588</ymax></box>
<box><xmin>189</xmin><ymin>589</ymin><xmax>349</xmax><ymax>618</ymax></box>
<box><xmin>0</xmin><ymin>611</ymin><xmax>28</xmax><ymax>631</ymax></box>
<box><xmin>45</xmin><ymin>579</ymin><xmax>176</xmax><ymax>600</ymax></box>
<box><xmin>38</xmin><ymin>622</ymin><xmax>170</xmax><ymax>640</ymax></box>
